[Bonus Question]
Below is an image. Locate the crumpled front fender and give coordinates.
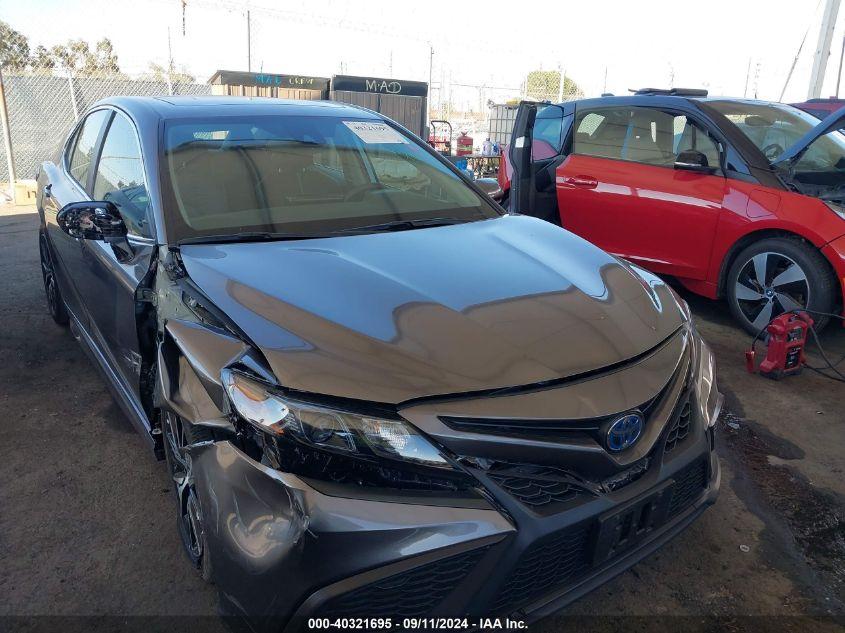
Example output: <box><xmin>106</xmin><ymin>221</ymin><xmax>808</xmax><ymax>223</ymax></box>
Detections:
<box><xmin>187</xmin><ymin>441</ymin><xmax>514</xmax><ymax>627</ymax></box>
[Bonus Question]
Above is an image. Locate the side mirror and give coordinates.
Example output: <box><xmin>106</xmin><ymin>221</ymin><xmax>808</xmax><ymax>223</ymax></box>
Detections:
<box><xmin>474</xmin><ymin>177</ymin><xmax>504</xmax><ymax>201</ymax></box>
<box><xmin>674</xmin><ymin>150</ymin><xmax>717</xmax><ymax>174</ymax></box>
<box><xmin>57</xmin><ymin>201</ymin><xmax>128</xmax><ymax>242</ymax></box>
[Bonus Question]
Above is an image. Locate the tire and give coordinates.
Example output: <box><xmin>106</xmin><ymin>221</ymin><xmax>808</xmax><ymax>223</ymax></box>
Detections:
<box><xmin>162</xmin><ymin>411</ymin><xmax>215</xmax><ymax>583</ymax></box>
<box><xmin>726</xmin><ymin>237</ymin><xmax>836</xmax><ymax>335</ymax></box>
<box><xmin>39</xmin><ymin>233</ymin><xmax>69</xmax><ymax>326</ymax></box>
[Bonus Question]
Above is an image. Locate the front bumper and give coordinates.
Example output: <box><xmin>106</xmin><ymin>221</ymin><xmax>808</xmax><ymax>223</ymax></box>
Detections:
<box><xmin>187</xmin><ymin>328</ymin><xmax>720</xmax><ymax>630</ymax></box>
<box><xmin>190</xmin><ymin>431</ymin><xmax>718</xmax><ymax>631</ymax></box>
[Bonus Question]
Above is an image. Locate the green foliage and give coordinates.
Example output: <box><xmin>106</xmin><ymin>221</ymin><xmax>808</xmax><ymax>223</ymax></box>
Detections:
<box><xmin>143</xmin><ymin>62</ymin><xmax>196</xmax><ymax>83</ymax></box>
<box><xmin>0</xmin><ymin>20</ymin><xmax>121</xmax><ymax>77</ymax></box>
<box><xmin>525</xmin><ymin>69</ymin><xmax>583</xmax><ymax>102</ymax></box>
<box><xmin>0</xmin><ymin>21</ymin><xmax>30</xmax><ymax>70</ymax></box>
<box><xmin>49</xmin><ymin>38</ymin><xmax>122</xmax><ymax>77</ymax></box>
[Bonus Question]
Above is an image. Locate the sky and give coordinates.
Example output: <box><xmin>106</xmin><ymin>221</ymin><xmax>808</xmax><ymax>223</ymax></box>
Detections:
<box><xmin>1</xmin><ymin>0</ymin><xmax>843</xmax><ymax>106</ymax></box>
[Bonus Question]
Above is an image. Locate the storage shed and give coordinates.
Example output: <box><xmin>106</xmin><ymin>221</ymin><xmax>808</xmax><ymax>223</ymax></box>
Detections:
<box><xmin>330</xmin><ymin>75</ymin><xmax>428</xmax><ymax>138</ymax></box>
<box><xmin>208</xmin><ymin>70</ymin><xmax>329</xmax><ymax>100</ymax></box>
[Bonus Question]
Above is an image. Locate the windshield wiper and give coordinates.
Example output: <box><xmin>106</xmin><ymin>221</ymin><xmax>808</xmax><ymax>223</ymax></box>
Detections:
<box><xmin>177</xmin><ymin>231</ymin><xmax>337</xmax><ymax>246</ymax></box>
<box><xmin>336</xmin><ymin>217</ymin><xmax>480</xmax><ymax>234</ymax></box>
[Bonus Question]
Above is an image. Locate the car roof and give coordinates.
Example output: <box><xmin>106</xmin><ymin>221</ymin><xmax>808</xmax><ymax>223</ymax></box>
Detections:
<box><xmin>89</xmin><ymin>95</ymin><xmax>383</xmax><ymax>122</ymax></box>
<box><xmin>559</xmin><ymin>94</ymin><xmax>789</xmax><ymax>110</ymax></box>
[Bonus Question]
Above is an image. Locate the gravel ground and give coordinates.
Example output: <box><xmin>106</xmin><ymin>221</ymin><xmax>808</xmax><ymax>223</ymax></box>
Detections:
<box><xmin>1</xmin><ymin>206</ymin><xmax>843</xmax><ymax>632</ymax></box>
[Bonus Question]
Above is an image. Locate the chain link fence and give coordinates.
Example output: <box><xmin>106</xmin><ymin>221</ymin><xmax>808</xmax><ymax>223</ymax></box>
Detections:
<box><xmin>0</xmin><ymin>69</ymin><xmax>210</xmax><ymax>189</ymax></box>
<box><xmin>0</xmin><ymin>3</ymin><xmax>589</xmax><ymax>195</ymax></box>
<box><xmin>428</xmin><ymin>70</ymin><xmax>584</xmax><ymax>154</ymax></box>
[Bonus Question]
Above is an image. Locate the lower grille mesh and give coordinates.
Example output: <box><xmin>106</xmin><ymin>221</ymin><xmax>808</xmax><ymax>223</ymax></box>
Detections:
<box><xmin>320</xmin><ymin>546</ymin><xmax>488</xmax><ymax>618</ymax></box>
<box><xmin>664</xmin><ymin>398</ymin><xmax>692</xmax><ymax>453</ymax></box>
<box><xmin>492</xmin><ymin>523</ymin><xmax>591</xmax><ymax>614</ymax></box>
<box><xmin>668</xmin><ymin>459</ymin><xmax>708</xmax><ymax>516</ymax></box>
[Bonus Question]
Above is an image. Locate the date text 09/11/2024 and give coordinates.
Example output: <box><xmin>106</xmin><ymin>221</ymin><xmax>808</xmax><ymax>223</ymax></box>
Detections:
<box><xmin>307</xmin><ymin>618</ymin><xmax>529</xmax><ymax>630</ymax></box>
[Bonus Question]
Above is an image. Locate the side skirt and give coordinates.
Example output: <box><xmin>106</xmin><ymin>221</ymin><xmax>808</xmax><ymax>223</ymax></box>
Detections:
<box><xmin>68</xmin><ymin>309</ymin><xmax>157</xmax><ymax>452</ymax></box>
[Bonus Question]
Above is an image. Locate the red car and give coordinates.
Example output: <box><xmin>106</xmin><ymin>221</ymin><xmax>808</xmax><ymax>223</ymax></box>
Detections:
<box><xmin>501</xmin><ymin>91</ymin><xmax>845</xmax><ymax>333</ymax></box>
<box><xmin>791</xmin><ymin>97</ymin><xmax>845</xmax><ymax>120</ymax></box>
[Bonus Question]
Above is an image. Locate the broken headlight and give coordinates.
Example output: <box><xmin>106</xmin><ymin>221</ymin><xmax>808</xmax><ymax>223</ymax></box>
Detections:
<box><xmin>692</xmin><ymin>333</ymin><xmax>722</xmax><ymax>428</ymax></box>
<box><xmin>222</xmin><ymin>369</ymin><xmax>474</xmax><ymax>492</ymax></box>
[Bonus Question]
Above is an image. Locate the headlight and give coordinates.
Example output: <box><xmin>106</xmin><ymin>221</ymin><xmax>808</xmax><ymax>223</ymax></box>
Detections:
<box><xmin>222</xmin><ymin>369</ymin><xmax>455</xmax><ymax>473</ymax></box>
<box><xmin>824</xmin><ymin>200</ymin><xmax>845</xmax><ymax>220</ymax></box>
<box><xmin>692</xmin><ymin>334</ymin><xmax>722</xmax><ymax>428</ymax></box>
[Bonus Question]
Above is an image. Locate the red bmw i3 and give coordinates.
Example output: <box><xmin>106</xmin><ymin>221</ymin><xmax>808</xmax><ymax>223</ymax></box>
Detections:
<box><xmin>503</xmin><ymin>90</ymin><xmax>845</xmax><ymax>334</ymax></box>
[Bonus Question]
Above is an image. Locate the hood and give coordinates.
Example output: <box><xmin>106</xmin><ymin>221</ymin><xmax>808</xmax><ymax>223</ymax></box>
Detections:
<box><xmin>774</xmin><ymin>104</ymin><xmax>845</xmax><ymax>166</ymax></box>
<box><xmin>179</xmin><ymin>215</ymin><xmax>686</xmax><ymax>404</ymax></box>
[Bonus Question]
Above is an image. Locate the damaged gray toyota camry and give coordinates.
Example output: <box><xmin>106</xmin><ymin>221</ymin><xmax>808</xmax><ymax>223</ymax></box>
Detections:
<box><xmin>37</xmin><ymin>96</ymin><xmax>721</xmax><ymax>630</ymax></box>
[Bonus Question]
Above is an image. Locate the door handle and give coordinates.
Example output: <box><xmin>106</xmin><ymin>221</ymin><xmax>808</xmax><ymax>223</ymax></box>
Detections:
<box><xmin>44</xmin><ymin>183</ymin><xmax>52</xmax><ymax>198</ymax></box>
<box><xmin>561</xmin><ymin>175</ymin><xmax>598</xmax><ymax>189</ymax></box>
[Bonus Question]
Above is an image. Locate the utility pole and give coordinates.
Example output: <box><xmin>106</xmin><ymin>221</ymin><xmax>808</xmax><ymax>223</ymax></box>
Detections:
<box><xmin>246</xmin><ymin>10</ymin><xmax>252</xmax><ymax>72</ymax></box>
<box><xmin>808</xmin><ymin>0</ymin><xmax>842</xmax><ymax>99</ymax></box>
<box><xmin>166</xmin><ymin>27</ymin><xmax>174</xmax><ymax>95</ymax></box>
<box><xmin>0</xmin><ymin>66</ymin><xmax>16</xmax><ymax>200</ymax></box>
<box><xmin>837</xmin><ymin>33</ymin><xmax>845</xmax><ymax>96</ymax></box>
<box><xmin>428</xmin><ymin>44</ymin><xmax>433</xmax><ymax>124</ymax></box>
<box><xmin>557</xmin><ymin>65</ymin><xmax>565</xmax><ymax>102</ymax></box>
<box><xmin>744</xmin><ymin>58</ymin><xmax>751</xmax><ymax>97</ymax></box>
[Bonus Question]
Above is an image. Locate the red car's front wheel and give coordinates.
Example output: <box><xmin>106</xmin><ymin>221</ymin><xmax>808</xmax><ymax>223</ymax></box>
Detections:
<box><xmin>727</xmin><ymin>237</ymin><xmax>836</xmax><ymax>335</ymax></box>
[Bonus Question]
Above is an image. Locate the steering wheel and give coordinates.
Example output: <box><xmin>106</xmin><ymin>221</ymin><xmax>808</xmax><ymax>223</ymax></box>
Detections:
<box><xmin>762</xmin><ymin>143</ymin><xmax>784</xmax><ymax>161</ymax></box>
<box><xmin>344</xmin><ymin>183</ymin><xmax>386</xmax><ymax>201</ymax></box>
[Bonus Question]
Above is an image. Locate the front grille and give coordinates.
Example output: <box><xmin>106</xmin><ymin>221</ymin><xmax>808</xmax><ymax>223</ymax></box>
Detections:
<box><xmin>664</xmin><ymin>397</ymin><xmax>692</xmax><ymax>453</ymax></box>
<box><xmin>439</xmin><ymin>380</ymin><xmax>669</xmax><ymax>442</ymax></box>
<box><xmin>320</xmin><ymin>547</ymin><xmax>488</xmax><ymax>618</ymax></box>
<box><xmin>493</xmin><ymin>457</ymin><xmax>710</xmax><ymax>615</ymax></box>
<box><xmin>488</xmin><ymin>465</ymin><xmax>590</xmax><ymax>513</ymax></box>
<box><xmin>668</xmin><ymin>459</ymin><xmax>708</xmax><ymax>517</ymax></box>
<box><xmin>493</xmin><ymin>523</ymin><xmax>592</xmax><ymax>614</ymax></box>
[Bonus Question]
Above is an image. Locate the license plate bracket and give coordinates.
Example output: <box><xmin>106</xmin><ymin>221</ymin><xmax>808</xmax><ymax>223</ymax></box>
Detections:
<box><xmin>593</xmin><ymin>480</ymin><xmax>673</xmax><ymax>564</ymax></box>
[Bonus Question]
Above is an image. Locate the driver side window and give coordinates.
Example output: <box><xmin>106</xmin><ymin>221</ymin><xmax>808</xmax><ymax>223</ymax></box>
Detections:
<box><xmin>531</xmin><ymin>106</ymin><xmax>571</xmax><ymax>161</ymax></box>
<box><xmin>93</xmin><ymin>112</ymin><xmax>152</xmax><ymax>238</ymax></box>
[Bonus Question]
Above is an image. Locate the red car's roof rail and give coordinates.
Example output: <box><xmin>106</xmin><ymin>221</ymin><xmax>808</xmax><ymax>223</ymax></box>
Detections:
<box><xmin>631</xmin><ymin>87</ymin><xmax>709</xmax><ymax>97</ymax></box>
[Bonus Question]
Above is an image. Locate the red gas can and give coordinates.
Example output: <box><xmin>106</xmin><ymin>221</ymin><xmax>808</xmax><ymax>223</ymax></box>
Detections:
<box><xmin>456</xmin><ymin>132</ymin><xmax>474</xmax><ymax>156</ymax></box>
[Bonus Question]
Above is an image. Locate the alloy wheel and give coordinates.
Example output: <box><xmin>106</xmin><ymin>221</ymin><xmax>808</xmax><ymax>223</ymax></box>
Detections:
<box><xmin>162</xmin><ymin>411</ymin><xmax>204</xmax><ymax>565</ymax></box>
<box><xmin>163</xmin><ymin>410</ymin><xmax>189</xmax><ymax>478</ymax></box>
<box><xmin>39</xmin><ymin>237</ymin><xmax>60</xmax><ymax>319</ymax></box>
<box><xmin>734</xmin><ymin>251</ymin><xmax>809</xmax><ymax>332</ymax></box>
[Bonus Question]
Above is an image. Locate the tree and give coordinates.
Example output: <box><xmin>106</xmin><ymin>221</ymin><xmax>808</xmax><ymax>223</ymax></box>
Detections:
<box><xmin>143</xmin><ymin>61</ymin><xmax>196</xmax><ymax>83</ymax></box>
<box><xmin>30</xmin><ymin>45</ymin><xmax>55</xmax><ymax>73</ymax></box>
<box><xmin>49</xmin><ymin>37</ymin><xmax>121</xmax><ymax>76</ymax></box>
<box><xmin>0</xmin><ymin>20</ymin><xmax>31</xmax><ymax>71</ymax></box>
<box><xmin>525</xmin><ymin>70</ymin><xmax>583</xmax><ymax>102</ymax></box>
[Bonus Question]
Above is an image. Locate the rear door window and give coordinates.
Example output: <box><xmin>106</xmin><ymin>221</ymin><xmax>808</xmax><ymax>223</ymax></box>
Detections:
<box><xmin>67</xmin><ymin>110</ymin><xmax>110</xmax><ymax>192</ymax></box>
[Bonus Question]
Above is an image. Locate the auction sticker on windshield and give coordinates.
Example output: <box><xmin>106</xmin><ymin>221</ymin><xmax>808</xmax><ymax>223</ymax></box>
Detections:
<box><xmin>344</xmin><ymin>121</ymin><xmax>408</xmax><ymax>144</ymax></box>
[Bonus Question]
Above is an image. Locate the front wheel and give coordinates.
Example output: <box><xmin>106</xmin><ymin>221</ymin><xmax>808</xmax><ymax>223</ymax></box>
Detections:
<box><xmin>726</xmin><ymin>237</ymin><xmax>835</xmax><ymax>335</ymax></box>
<box><xmin>39</xmin><ymin>233</ymin><xmax>69</xmax><ymax>326</ymax></box>
<box><xmin>162</xmin><ymin>411</ymin><xmax>215</xmax><ymax>582</ymax></box>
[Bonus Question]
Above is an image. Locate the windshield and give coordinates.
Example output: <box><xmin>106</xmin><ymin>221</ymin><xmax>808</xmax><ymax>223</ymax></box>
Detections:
<box><xmin>161</xmin><ymin>115</ymin><xmax>499</xmax><ymax>242</ymax></box>
<box><xmin>707</xmin><ymin>100</ymin><xmax>845</xmax><ymax>171</ymax></box>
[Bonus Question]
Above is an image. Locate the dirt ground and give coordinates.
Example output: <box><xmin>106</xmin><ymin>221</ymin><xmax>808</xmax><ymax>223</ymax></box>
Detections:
<box><xmin>1</xmin><ymin>205</ymin><xmax>844</xmax><ymax>632</ymax></box>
